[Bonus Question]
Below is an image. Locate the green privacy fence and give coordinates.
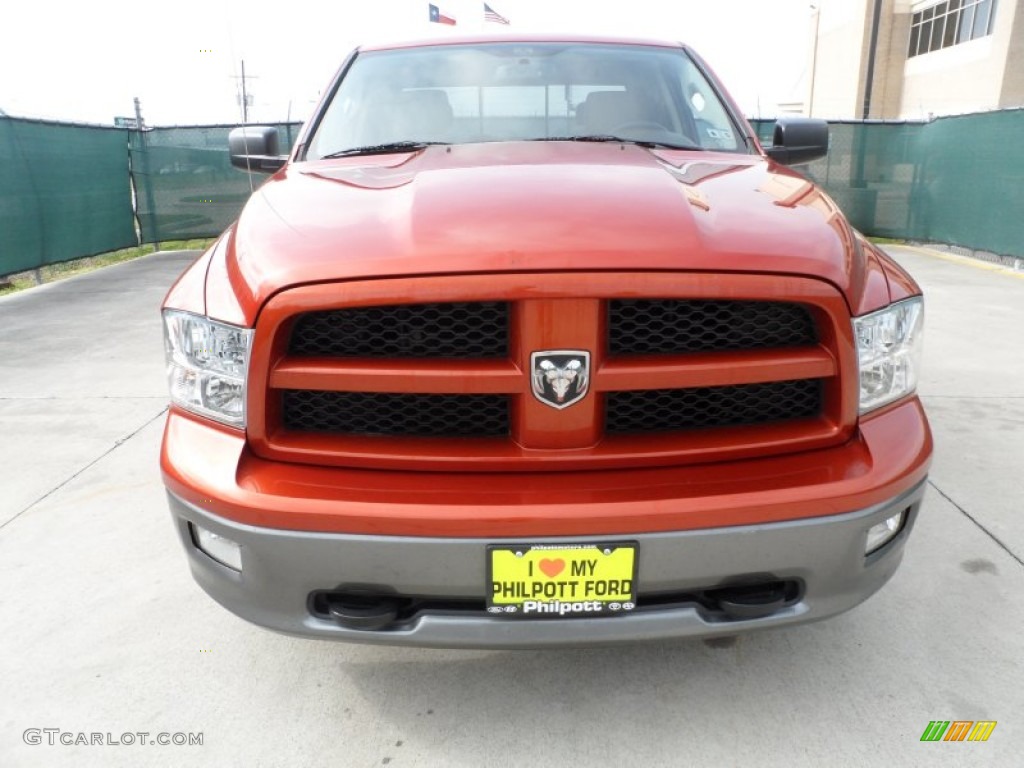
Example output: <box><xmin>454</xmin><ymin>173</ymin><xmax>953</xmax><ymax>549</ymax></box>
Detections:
<box><xmin>2</xmin><ymin>111</ymin><xmax>1023</xmax><ymax>278</ymax></box>
<box><xmin>912</xmin><ymin>110</ymin><xmax>1024</xmax><ymax>256</ymax></box>
<box><xmin>0</xmin><ymin>117</ymin><xmax>136</xmax><ymax>275</ymax></box>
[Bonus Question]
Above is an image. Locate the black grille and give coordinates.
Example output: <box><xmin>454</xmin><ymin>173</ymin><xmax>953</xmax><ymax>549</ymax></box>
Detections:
<box><xmin>608</xmin><ymin>300</ymin><xmax>816</xmax><ymax>355</ymax></box>
<box><xmin>283</xmin><ymin>391</ymin><xmax>509</xmax><ymax>438</ymax></box>
<box><xmin>605</xmin><ymin>379</ymin><xmax>822</xmax><ymax>435</ymax></box>
<box><xmin>289</xmin><ymin>302</ymin><xmax>508</xmax><ymax>358</ymax></box>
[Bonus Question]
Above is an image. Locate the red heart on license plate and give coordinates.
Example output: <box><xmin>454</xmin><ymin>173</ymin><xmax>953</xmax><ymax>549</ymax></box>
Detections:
<box><xmin>539</xmin><ymin>558</ymin><xmax>566</xmax><ymax>578</ymax></box>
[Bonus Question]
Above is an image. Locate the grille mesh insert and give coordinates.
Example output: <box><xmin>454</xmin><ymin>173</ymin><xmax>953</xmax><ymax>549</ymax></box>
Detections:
<box><xmin>289</xmin><ymin>302</ymin><xmax>509</xmax><ymax>358</ymax></box>
<box><xmin>609</xmin><ymin>300</ymin><xmax>816</xmax><ymax>355</ymax></box>
<box><xmin>278</xmin><ymin>298</ymin><xmax>827</xmax><ymax>443</ymax></box>
<box><xmin>605</xmin><ymin>379</ymin><xmax>822</xmax><ymax>435</ymax></box>
<box><xmin>283</xmin><ymin>391</ymin><xmax>510</xmax><ymax>438</ymax></box>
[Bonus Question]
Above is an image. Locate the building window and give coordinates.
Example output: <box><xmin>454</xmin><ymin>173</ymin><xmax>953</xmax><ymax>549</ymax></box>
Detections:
<box><xmin>908</xmin><ymin>0</ymin><xmax>998</xmax><ymax>58</ymax></box>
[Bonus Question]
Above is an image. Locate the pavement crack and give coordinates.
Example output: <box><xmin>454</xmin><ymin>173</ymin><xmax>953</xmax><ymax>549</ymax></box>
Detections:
<box><xmin>928</xmin><ymin>479</ymin><xmax>1024</xmax><ymax>568</ymax></box>
<box><xmin>0</xmin><ymin>406</ymin><xmax>168</xmax><ymax>534</ymax></box>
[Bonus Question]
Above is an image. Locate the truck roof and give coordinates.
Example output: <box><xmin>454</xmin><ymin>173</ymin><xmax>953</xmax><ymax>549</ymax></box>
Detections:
<box><xmin>359</xmin><ymin>34</ymin><xmax>687</xmax><ymax>53</ymax></box>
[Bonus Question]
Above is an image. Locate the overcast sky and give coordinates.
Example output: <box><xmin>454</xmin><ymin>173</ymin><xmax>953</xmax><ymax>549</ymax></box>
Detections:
<box><xmin>1</xmin><ymin>0</ymin><xmax>814</xmax><ymax>126</ymax></box>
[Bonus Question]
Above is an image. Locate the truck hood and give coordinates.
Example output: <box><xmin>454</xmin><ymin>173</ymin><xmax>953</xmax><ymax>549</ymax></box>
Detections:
<box><xmin>215</xmin><ymin>141</ymin><xmax>882</xmax><ymax>324</ymax></box>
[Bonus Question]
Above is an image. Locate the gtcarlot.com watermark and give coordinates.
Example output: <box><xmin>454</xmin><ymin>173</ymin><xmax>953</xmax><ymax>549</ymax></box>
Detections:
<box><xmin>23</xmin><ymin>729</ymin><xmax>203</xmax><ymax>747</ymax></box>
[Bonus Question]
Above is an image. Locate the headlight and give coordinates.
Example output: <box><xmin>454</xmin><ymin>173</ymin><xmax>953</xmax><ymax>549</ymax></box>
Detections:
<box><xmin>163</xmin><ymin>310</ymin><xmax>253</xmax><ymax>428</ymax></box>
<box><xmin>853</xmin><ymin>297</ymin><xmax>924</xmax><ymax>413</ymax></box>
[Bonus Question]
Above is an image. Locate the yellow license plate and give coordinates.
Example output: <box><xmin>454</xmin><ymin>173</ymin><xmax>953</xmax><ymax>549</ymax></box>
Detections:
<box><xmin>487</xmin><ymin>543</ymin><xmax>637</xmax><ymax>618</ymax></box>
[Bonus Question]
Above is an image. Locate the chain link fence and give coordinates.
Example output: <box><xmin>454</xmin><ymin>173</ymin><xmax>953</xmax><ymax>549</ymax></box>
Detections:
<box><xmin>129</xmin><ymin>123</ymin><xmax>299</xmax><ymax>244</ymax></box>
<box><xmin>751</xmin><ymin>111</ymin><xmax>1024</xmax><ymax>258</ymax></box>
<box><xmin>3</xmin><ymin>111</ymin><xmax>1023</xmax><ymax>279</ymax></box>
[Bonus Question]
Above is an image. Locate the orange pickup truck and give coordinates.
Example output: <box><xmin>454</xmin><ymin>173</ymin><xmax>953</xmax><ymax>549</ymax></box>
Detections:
<box><xmin>161</xmin><ymin>36</ymin><xmax>931</xmax><ymax>647</ymax></box>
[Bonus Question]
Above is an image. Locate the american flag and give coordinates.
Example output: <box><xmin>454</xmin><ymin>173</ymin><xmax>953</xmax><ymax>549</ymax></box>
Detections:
<box><xmin>429</xmin><ymin>3</ymin><xmax>457</xmax><ymax>25</ymax></box>
<box><xmin>483</xmin><ymin>3</ymin><xmax>510</xmax><ymax>24</ymax></box>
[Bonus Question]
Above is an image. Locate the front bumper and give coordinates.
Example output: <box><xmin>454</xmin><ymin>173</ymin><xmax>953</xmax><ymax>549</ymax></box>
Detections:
<box><xmin>169</xmin><ymin>480</ymin><xmax>925</xmax><ymax>648</ymax></box>
<box><xmin>162</xmin><ymin>397</ymin><xmax>931</xmax><ymax>648</ymax></box>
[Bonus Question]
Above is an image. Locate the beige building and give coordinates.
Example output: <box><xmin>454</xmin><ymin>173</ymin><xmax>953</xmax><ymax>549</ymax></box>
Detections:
<box><xmin>805</xmin><ymin>0</ymin><xmax>1024</xmax><ymax>119</ymax></box>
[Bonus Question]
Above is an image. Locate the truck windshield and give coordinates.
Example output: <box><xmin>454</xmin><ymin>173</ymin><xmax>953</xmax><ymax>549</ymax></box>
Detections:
<box><xmin>306</xmin><ymin>42</ymin><xmax>747</xmax><ymax>159</ymax></box>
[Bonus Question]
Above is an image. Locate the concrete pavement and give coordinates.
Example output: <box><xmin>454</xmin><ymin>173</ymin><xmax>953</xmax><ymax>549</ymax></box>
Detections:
<box><xmin>0</xmin><ymin>251</ymin><xmax>193</xmax><ymax>526</ymax></box>
<box><xmin>0</xmin><ymin>246</ymin><xmax>1021</xmax><ymax>767</ymax></box>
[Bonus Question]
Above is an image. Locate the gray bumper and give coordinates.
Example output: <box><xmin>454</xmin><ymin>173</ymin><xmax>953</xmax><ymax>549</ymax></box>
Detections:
<box><xmin>168</xmin><ymin>480</ymin><xmax>926</xmax><ymax>649</ymax></box>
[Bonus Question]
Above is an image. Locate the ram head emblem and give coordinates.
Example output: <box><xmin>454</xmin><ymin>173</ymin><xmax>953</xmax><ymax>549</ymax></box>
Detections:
<box><xmin>530</xmin><ymin>351</ymin><xmax>591</xmax><ymax>410</ymax></box>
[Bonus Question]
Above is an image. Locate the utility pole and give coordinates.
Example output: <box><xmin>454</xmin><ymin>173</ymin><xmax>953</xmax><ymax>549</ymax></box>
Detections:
<box><xmin>230</xmin><ymin>60</ymin><xmax>258</xmax><ymax>123</ymax></box>
<box><xmin>241</xmin><ymin>60</ymin><xmax>249</xmax><ymax>123</ymax></box>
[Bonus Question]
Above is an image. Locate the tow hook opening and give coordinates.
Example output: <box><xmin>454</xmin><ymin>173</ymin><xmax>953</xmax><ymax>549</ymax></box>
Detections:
<box><xmin>311</xmin><ymin>589</ymin><xmax>488</xmax><ymax>631</ymax></box>
<box><xmin>322</xmin><ymin>592</ymin><xmax>402</xmax><ymax>631</ymax></box>
<box><xmin>706</xmin><ymin>580</ymin><xmax>800</xmax><ymax>620</ymax></box>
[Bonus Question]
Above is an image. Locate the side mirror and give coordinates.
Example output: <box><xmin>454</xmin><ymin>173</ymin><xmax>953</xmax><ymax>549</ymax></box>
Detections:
<box><xmin>764</xmin><ymin>118</ymin><xmax>829</xmax><ymax>165</ymax></box>
<box><xmin>229</xmin><ymin>126</ymin><xmax>287</xmax><ymax>173</ymax></box>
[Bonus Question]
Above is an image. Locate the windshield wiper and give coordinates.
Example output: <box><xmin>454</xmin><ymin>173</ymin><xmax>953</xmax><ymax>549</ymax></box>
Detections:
<box><xmin>536</xmin><ymin>135</ymin><xmax>700</xmax><ymax>151</ymax></box>
<box><xmin>319</xmin><ymin>141</ymin><xmax>448</xmax><ymax>159</ymax></box>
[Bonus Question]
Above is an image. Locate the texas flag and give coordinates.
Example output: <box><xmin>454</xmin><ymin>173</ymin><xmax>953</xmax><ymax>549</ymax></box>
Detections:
<box><xmin>429</xmin><ymin>3</ymin><xmax>457</xmax><ymax>25</ymax></box>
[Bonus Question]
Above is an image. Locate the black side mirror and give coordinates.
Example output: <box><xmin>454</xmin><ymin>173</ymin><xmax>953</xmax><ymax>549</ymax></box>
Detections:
<box><xmin>229</xmin><ymin>126</ymin><xmax>287</xmax><ymax>173</ymax></box>
<box><xmin>764</xmin><ymin>118</ymin><xmax>829</xmax><ymax>165</ymax></box>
